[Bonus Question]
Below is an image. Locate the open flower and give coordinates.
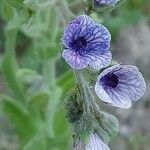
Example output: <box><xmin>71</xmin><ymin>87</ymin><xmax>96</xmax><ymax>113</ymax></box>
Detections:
<box><xmin>74</xmin><ymin>133</ymin><xmax>110</xmax><ymax>150</ymax></box>
<box><xmin>62</xmin><ymin>15</ymin><xmax>111</xmax><ymax>70</ymax></box>
<box><xmin>95</xmin><ymin>65</ymin><xmax>146</xmax><ymax>109</ymax></box>
<box><xmin>94</xmin><ymin>0</ymin><xmax>120</xmax><ymax>7</ymax></box>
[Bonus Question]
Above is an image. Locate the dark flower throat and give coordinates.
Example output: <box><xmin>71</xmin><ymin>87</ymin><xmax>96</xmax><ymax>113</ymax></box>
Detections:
<box><xmin>100</xmin><ymin>73</ymin><xmax>119</xmax><ymax>88</ymax></box>
<box><xmin>71</xmin><ymin>36</ymin><xmax>87</xmax><ymax>52</ymax></box>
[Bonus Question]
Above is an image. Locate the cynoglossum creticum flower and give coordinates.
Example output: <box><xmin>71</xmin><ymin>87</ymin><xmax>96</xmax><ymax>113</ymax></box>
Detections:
<box><xmin>94</xmin><ymin>0</ymin><xmax>120</xmax><ymax>7</ymax></box>
<box><xmin>62</xmin><ymin>14</ymin><xmax>112</xmax><ymax>70</ymax></box>
<box><xmin>95</xmin><ymin>65</ymin><xmax>146</xmax><ymax>109</ymax></box>
<box><xmin>74</xmin><ymin>132</ymin><xmax>110</xmax><ymax>150</ymax></box>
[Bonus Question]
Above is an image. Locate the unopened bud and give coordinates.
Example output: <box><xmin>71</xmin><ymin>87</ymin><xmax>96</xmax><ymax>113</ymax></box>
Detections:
<box><xmin>74</xmin><ymin>132</ymin><xmax>110</xmax><ymax>150</ymax></box>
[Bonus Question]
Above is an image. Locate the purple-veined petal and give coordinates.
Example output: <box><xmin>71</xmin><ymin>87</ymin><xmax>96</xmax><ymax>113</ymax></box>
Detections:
<box><xmin>105</xmin><ymin>87</ymin><xmax>132</xmax><ymax>108</ymax></box>
<box><xmin>62</xmin><ymin>49</ymin><xmax>89</xmax><ymax>69</ymax></box>
<box><xmin>88</xmin><ymin>51</ymin><xmax>112</xmax><ymax>70</ymax></box>
<box><xmin>95</xmin><ymin>79</ymin><xmax>115</xmax><ymax>104</ymax></box>
<box><xmin>74</xmin><ymin>140</ymin><xmax>85</xmax><ymax>150</ymax></box>
<box><xmin>86</xmin><ymin>24</ymin><xmax>111</xmax><ymax>49</ymax></box>
<box><xmin>86</xmin><ymin>133</ymin><xmax>110</xmax><ymax>150</ymax></box>
<box><xmin>63</xmin><ymin>23</ymin><xmax>80</xmax><ymax>48</ymax></box>
<box><xmin>72</xmin><ymin>14</ymin><xmax>95</xmax><ymax>28</ymax></box>
<box><xmin>63</xmin><ymin>15</ymin><xmax>95</xmax><ymax>48</ymax></box>
<box><xmin>95</xmin><ymin>76</ymin><xmax>132</xmax><ymax>109</ymax></box>
<box><xmin>82</xmin><ymin>23</ymin><xmax>111</xmax><ymax>50</ymax></box>
<box><xmin>114</xmin><ymin>65</ymin><xmax>146</xmax><ymax>101</ymax></box>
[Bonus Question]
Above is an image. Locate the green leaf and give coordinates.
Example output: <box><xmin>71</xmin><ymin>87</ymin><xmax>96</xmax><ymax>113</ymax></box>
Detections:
<box><xmin>22</xmin><ymin>135</ymin><xmax>48</xmax><ymax>150</ymax></box>
<box><xmin>7</xmin><ymin>9</ymin><xmax>30</xmax><ymax>30</ymax></box>
<box><xmin>23</xmin><ymin>0</ymin><xmax>39</xmax><ymax>11</ymax></box>
<box><xmin>54</xmin><ymin>108</ymin><xmax>70</xmax><ymax>135</ymax></box>
<box><xmin>21</xmin><ymin>20</ymin><xmax>45</xmax><ymax>39</ymax></box>
<box><xmin>29</xmin><ymin>92</ymin><xmax>49</xmax><ymax>107</ymax></box>
<box><xmin>45</xmin><ymin>87</ymin><xmax>62</xmax><ymax>138</ymax></box>
<box><xmin>57</xmin><ymin>70</ymin><xmax>73</xmax><ymax>86</ymax></box>
<box><xmin>2</xmin><ymin>96</ymin><xmax>36</xmax><ymax>142</ymax></box>
<box><xmin>19</xmin><ymin>46</ymin><xmax>40</xmax><ymax>70</ymax></box>
<box><xmin>0</xmin><ymin>55</ymin><xmax>3</xmax><ymax>72</ymax></box>
<box><xmin>57</xmin><ymin>70</ymin><xmax>75</xmax><ymax>96</ymax></box>
<box><xmin>29</xmin><ymin>91</ymin><xmax>49</xmax><ymax>119</ymax></box>
<box><xmin>2</xmin><ymin>54</ymin><xmax>25</xmax><ymax>101</ymax></box>
<box><xmin>3</xmin><ymin>0</ymin><xmax>24</xmax><ymax>9</ymax></box>
<box><xmin>2</xmin><ymin>29</ymin><xmax>25</xmax><ymax>101</ymax></box>
<box><xmin>48</xmin><ymin>6</ymin><xmax>60</xmax><ymax>43</ymax></box>
<box><xmin>0</xmin><ymin>1</ymin><xmax>14</xmax><ymax>22</ymax></box>
<box><xmin>16</xmin><ymin>68</ymin><xmax>41</xmax><ymax>85</ymax></box>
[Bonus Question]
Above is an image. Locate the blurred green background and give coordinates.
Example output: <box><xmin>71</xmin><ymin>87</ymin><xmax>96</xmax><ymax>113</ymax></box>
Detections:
<box><xmin>0</xmin><ymin>0</ymin><xmax>149</xmax><ymax>150</ymax></box>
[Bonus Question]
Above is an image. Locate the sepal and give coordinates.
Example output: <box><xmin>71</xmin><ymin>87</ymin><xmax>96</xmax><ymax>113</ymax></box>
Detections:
<box><xmin>94</xmin><ymin>111</ymin><xmax>119</xmax><ymax>143</ymax></box>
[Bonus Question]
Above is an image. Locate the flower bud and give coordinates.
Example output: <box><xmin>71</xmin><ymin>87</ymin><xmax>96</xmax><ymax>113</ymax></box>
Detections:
<box><xmin>74</xmin><ymin>132</ymin><xmax>110</xmax><ymax>150</ymax></box>
<box><xmin>94</xmin><ymin>0</ymin><xmax>120</xmax><ymax>7</ymax></box>
<box><xmin>91</xmin><ymin>0</ymin><xmax>125</xmax><ymax>12</ymax></box>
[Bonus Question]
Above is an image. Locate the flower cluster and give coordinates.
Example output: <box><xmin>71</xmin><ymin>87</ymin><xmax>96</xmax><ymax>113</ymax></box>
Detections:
<box><xmin>62</xmin><ymin>9</ymin><xmax>146</xmax><ymax>150</ymax></box>
<box><xmin>62</xmin><ymin>15</ymin><xmax>146</xmax><ymax>109</ymax></box>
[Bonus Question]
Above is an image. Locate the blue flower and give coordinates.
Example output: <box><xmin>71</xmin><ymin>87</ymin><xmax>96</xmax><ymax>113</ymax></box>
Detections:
<box><xmin>62</xmin><ymin>15</ymin><xmax>111</xmax><ymax>70</ymax></box>
<box><xmin>95</xmin><ymin>65</ymin><xmax>146</xmax><ymax>109</ymax></box>
<box><xmin>95</xmin><ymin>0</ymin><xmax>120</xmax><ymax>6</ymax></box>
<box><xmin>74</xmin><ymin>132</ymin><xmax>110</xmax><ymax>150</ymax></box>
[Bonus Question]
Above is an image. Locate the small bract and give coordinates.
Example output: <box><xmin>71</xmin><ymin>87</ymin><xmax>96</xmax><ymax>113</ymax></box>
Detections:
<box><xmin>74</xmin><ymin>132</ymin><xmax>110</xmax><ymax>150</ymax></box>
<box><xmin>62</xmin><ymin>15</ymin><xmax>111</xmax><ymax>70</ymax></box>
<box><xmin>95</xmin><ymin>0</ymin><xmax>120</xmax><ymax>7</ymax></box>
<box><xmin>95</xmin><ymin>65</ymin><xmax>146</xmax><ymax>109</ymax></box>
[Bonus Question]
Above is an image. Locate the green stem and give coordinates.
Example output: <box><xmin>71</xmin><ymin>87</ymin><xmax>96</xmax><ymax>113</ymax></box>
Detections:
<box><xmin>69</xmin><ymin>0</ymin><xmax>87</xmax><ymax>15</ymax></box>
<box><xmin>56</xmin><ymin>0</ymin><xmax>74</xmax><ymax>26</ymax></box>
<box><xmin>43</xmin><ymin>59</ymin><xmax>61</xmax><ymax>138</ymax></box>
<box><xmin>74</xmin><ymin>70</ymin><xmax>101</xmax><ymax>114</ymax></box>
<box><xmin>5</xmin><ymin>29</ymin><xmax>17</xmax><ymax>55</ymax></box>
<box><xmin>43</xmin><ymin>59</ymin><xmax>56</xmax><ymax>89</ymax></box>
<box><xmin>86</xmin><ymin>0</ymin><xmax>94</xmax><ymax>15</ymax></box>
<box><xmin>74</xmin><ymin>70</ymin><xmax>90</xmax><ymax>112</ymax></box>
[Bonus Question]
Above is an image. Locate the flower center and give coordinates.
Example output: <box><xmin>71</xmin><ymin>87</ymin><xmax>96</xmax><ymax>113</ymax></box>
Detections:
<box><xmin>71</xmin><ymin>36</ymin><xmax>87</xmax><ymax>52</ymax></box>
<box><xmin>100</xmin><ymin>73</ymin><xmax>118</xmax><ymax>88</ymax></box>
